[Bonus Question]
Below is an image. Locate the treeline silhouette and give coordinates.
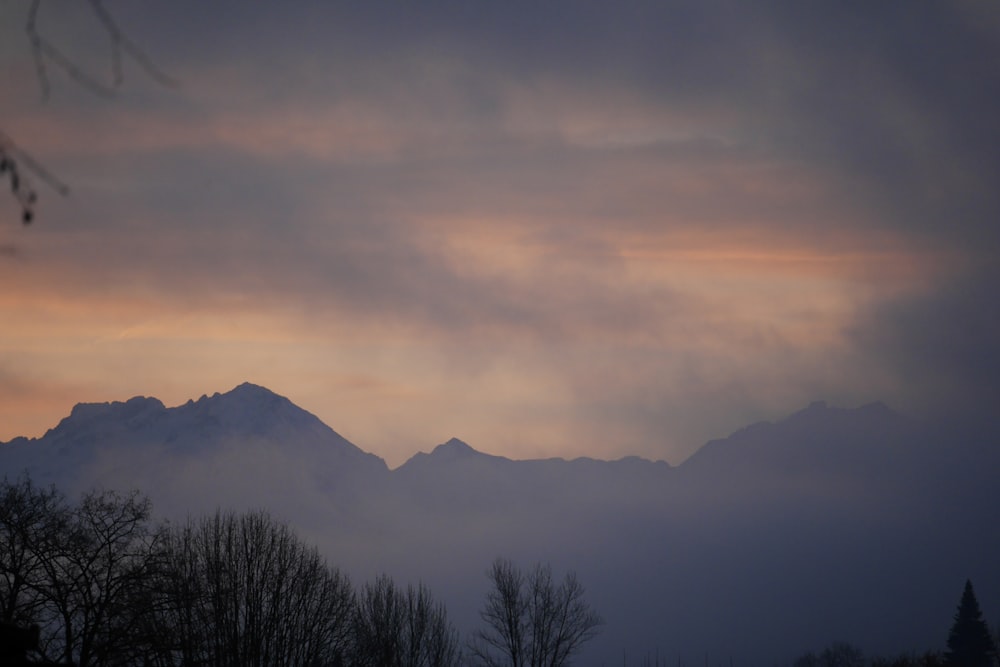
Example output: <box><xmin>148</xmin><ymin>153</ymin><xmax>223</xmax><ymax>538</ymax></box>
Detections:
<box><xmin>0</xmin><ymin>475</ymin><xmax>602</xmax><ymax>666</ymax></box>
<box><xmin>782</xmin><ymin>577</ymin><xmax>997</xmax><ymax>667</ymax></box>
<box><xmin>606</xmin><ymin>578</ymin><xmax>998</xmax><ymax>667</ymax></box>
<box><xmin>614</xmin><ymin>579</ymin><xmax>997</xmax><ymax>667</ymax></box>
<box><xmin>3</xmin><ymin>475</ymin><xmax>996</xmax><ymax>666</ymax></box>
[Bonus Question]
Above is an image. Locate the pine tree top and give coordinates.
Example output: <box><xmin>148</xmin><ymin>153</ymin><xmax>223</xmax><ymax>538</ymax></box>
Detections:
<box><xmin>945</xmin><ymin>580</ymin><xmax>996</xmax><ymax>667</ymax></box>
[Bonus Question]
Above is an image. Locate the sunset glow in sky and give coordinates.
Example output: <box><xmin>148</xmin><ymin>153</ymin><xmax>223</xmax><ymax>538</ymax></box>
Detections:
<box><xmin>2</xmin><ymin>2</ymin><xmax>998</xmax><ymax>467</ymax></box>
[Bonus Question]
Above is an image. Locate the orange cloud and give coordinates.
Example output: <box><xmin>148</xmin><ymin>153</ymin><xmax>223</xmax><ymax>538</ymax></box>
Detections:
<box><xmin>0</xmin><ymin>11</ymin><xmax>976</xmax><ymax>469</ymax></box>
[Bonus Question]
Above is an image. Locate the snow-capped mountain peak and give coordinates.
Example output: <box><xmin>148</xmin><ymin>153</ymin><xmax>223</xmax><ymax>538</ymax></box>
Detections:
<box><xmin>0</xmin><ymin>383</ymin><xmax>388</xmax><ymax>504</ymax></box>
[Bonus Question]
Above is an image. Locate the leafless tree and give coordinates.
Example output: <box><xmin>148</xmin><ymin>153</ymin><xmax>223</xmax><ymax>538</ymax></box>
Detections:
<box><xmin>470</xmin><ymin>558</ymin><xmax>603</xmax><ymax>667</ymax></box>
<box><xmin>0</xmin><ymin>475</ymin><xmax>68</xmax><ymax>628</ymax></box>
<box><xmin>35</xmin><ymin>488</ymin><xmax>160</xmax><ymax>667</ymax></box>
<box><xmin>149</xmin><ymin>509</ymin><xmax>355</xmax><ymax>667</ymax></box>
<box><xmin>352</xmin><ymin>574</ymin><xmax>461</xmax><ymax>667</ymax></box>
<box><xmin>2</xmin><ymin>481</ymin><xmax>374</xmax><ymax>666</ymax></box>
<box><xmin>0</xmin><ymin>478</ymin><xmax>160</xmax><ymax>666</ymax></box>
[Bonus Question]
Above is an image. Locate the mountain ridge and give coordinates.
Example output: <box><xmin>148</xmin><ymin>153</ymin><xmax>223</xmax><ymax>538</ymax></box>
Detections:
<box><xmin>2</xmin><ymin>383</ymin><xmax>908</xmax><ymax>472</ymax></box>
<box><xmin>0</xmin><ymin>382</ymin><xmax>388</xmax><ymax>502</ymax></box>
<box><xmin>2</xmin><ymin>384</ymin><xmax>997</xmax><ymax>665</ymax></box>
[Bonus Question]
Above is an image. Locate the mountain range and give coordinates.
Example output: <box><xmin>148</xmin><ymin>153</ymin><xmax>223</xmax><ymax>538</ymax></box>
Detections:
<box><xmin>2</xmin><ymin>383</ymin><xmax>998</xmax><ymax>665</ymax></box>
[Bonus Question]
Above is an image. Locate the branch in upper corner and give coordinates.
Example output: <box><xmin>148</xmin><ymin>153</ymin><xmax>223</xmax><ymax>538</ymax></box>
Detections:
<box><xmin>7</xmin><ymin>0</ymin><xmax>176</xmax><ymax>225</ymax></box>
<box><xmin>0</xmin><ymin>131</ymin><xmax>71</xmax><ymax>225</ymax></box>
<box><xmin>26</xmin><ymin>0</ymin><xmax>178</xmax><ymax>100</ymax></box>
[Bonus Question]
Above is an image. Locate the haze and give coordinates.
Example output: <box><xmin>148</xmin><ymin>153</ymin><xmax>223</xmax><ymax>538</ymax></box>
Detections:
<box><xmin>1</xmin><ymin>2</ymin><xmax>998</xmax><ymax>467</ymax></box>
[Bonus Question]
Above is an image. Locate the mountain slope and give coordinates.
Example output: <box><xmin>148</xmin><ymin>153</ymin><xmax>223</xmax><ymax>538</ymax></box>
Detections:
<box><xmin>681</xmin><ymin>400</ymin><xmax>914</xmax><ymax>474</ymax></box>
<box><xmin>0</xmin><ymin>383</ymin><xmax>387</xmax><ymax>517</ymax></box>
<box><xmin>2</xmin><ymin>388</ymin><xmax>997</xmax><ymax>665</ymax></box>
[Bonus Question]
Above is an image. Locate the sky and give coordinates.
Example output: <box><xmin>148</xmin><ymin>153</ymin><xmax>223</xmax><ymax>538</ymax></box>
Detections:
<box><xmin>1</xmin><ymin>1</ymin><xmax>998</xmax><ymax>468</ymax></box>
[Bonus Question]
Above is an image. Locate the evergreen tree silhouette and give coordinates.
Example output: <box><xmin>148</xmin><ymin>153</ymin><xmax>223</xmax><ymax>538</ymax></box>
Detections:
<box><xmin>945</xmin><ymin>580</ymin><xmax>996</xmax><ymax>667</ymax></box>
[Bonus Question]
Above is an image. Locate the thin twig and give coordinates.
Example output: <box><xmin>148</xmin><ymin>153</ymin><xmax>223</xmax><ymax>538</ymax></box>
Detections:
<box><xmin>88</xmin><ymin>0</ymin><xmax>178</xmax><ymax>89</ymax></box>
<box><xmin>27</xmin><ymin>0</ymin><xmax>117</xmax><ymax>98</ymax></box>
<box><xmin>10</xmin><ymin>0</ymin><xmax>177</xmax><ymax>224</ymax></box>
<box><xmin>25</xmin><ymin>0</ymin><xmax>178</xmax><ymax>100</ymax></box>
<box><xmin>1</xmin><ymin>131</ymin><xmax>71</xmax><ymax>224</ymax></box>
<box><xmin>1</xmin><ymin>148</ymin><xmax>38</xmax><ymax>224</ymax></box>
<box><xmin>0</xmin><ymin>131</ymin><xmax>71</xmax><ymax>197</ymax></box>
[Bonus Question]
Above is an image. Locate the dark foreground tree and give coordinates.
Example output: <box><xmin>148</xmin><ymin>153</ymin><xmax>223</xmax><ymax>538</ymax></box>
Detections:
<box><xmin>0</xmin><ymin>477</ymin><xmax>159</xmax><ymax>666</ymax></box>
<box><xmin>352</xmin><ymin>574</ymin><xmax>461</xmax><ymax>667</ymax></box>
<box><xmin>146</xmin><ymin>509</ymin><xmax>354</xmax><ymax>667</ymax></box>
<box><xmin>470</xmin><ymin>558</ymin><xmax>603</xmax><ymax>667</ymax></box>
<box><xmin>945</xmin><ymin>580</ymin><xmax>996</xmax><ymax>667</ymax></box>
<box><xmin>43</xmin><ymin>488</ymin><xmax>160</xmax><ymax>667</ymax></box>
<box><xmin>0</xmin><ymin>475</ymin><xmax>65</xmax><ymax>628</ymax></box>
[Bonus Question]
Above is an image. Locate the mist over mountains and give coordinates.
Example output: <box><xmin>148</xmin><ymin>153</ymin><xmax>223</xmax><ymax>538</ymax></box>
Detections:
<box><xmin>2</xmin><ymin>383</ymin><xmax>998</xmax><ymax>664</ymax></box>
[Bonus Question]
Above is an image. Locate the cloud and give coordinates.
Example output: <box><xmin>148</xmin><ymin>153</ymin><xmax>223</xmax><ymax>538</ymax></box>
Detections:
<box><xmin>2</xmin><ymin>2</ymin><xmax>999</xmax><ymax>463</ymax></box>
<box><xmin>0</xmin><ymin>364</ymin><xmax>93</xmax><ymax>441</ymax></box>
<box><xmin>852</xmin><ymin>263</ymin><xmax>1000</xmax><ymax>423</ymax></box>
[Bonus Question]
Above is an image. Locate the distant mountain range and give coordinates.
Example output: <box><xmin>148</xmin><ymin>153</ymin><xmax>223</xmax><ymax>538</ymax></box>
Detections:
<box><xmin>2</xmin><ymin>383</ymin><xmax>998</xmax><ymax>665</ymax></box>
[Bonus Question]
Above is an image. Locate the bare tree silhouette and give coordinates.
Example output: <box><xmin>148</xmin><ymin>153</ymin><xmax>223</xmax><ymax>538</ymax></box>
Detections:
<box><xmin>470</xmin><ymin>558</ymin><xmax>603</xmax><ymax>667</ymax></box>
<box><xmin>352</xmin><ymin>575</ymin><xmax>462</xmax><ymax>667</ymax></box>
<box><xmin>0</xmin><ymin>477</ymin><xmax>159</xmax><ymax>666</ymax></box>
